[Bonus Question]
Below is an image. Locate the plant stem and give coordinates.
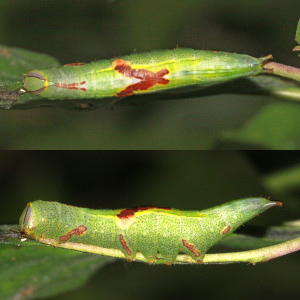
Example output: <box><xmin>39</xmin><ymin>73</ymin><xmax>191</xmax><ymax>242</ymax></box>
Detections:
<box><xmin>264</xmin><ymin>62</ymin><xmax>300</xmax><ymax>82</ymax></box>
<box><xmin>201</xmin><ymin>236</ymin><xmax>300</xmax><ymax>264</ymax></box>
<box><xmin>56</xmin><ymin>237</ymin><xmax>300</xmax><ymax>265</ymax></box>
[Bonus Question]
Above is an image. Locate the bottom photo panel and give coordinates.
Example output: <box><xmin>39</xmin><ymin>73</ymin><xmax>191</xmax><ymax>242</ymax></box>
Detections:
<box><xmin>0</xmin><ymin>151</ymin><xmax>299</xmax><ymax>300</ymax></box>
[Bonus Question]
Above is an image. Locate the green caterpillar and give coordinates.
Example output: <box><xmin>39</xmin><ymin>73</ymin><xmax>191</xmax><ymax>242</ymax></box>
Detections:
<box><xmin>19</xmin><ymin>198</ymin><xmax>281</xmax><ymax>264</ymax></box>
<box><xmin>23</xmin><ymin>48</ymin><xmax>271</xmax><ymax>100</ymax></box>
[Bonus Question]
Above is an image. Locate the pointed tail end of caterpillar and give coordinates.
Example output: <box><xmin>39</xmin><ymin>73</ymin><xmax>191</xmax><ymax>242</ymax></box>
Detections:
<box><xmin>261</xmin><ymin>54</ymin><xmax>274</xmax><ymax>73</ymax></box>
<box><xmin>274</xmin><ymin>201</ymin><xmax>283</xmax><ymax>207</ymax></box>
<box><xmin>264</xmin><ymin>200</ymin><xmax>283</xmax><ymax>208</ymax></box>
<box><xmin>262</xmin><ymin>54</ymin><xmax>273</xmax><ymax>62</ymax></box>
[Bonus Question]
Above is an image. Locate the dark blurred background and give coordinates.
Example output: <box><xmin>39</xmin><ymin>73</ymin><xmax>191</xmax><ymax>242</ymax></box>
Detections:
<box><xmin>0</xmin><ymin>151</ymin><xmax>299</xmax><ymax>300</ymax></box>
<box><xmin>0</xmin><ymin>0</ymin><xmax>299</xmax><ymax>149</ymax></box>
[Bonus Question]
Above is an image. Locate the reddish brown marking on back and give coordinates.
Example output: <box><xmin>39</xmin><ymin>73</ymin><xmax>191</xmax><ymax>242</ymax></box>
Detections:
<box><xmin>113</xmin><ymin>59</ymin><xmax>169</xmax><ymax>97</ymax></box>
<box><xmin>64</xmin><ymin>62</ymin><xmax>84</xmax><ymax>66</ymax></box>
<box><xmin>55</xmin><ymin>81</ymin><xmax>87</xmax><ymax>91</ymax></box>
<box><xmin>119</xmin><ymin>234</ymin><xmax>132</xmax><ymax>256</ymax></box>
<box><xmin>182</xmin><ymin>239</ymin><xmax>201</xmax><ymax>257</ymax></box>
<box><xmin>222</xmin><ymin>226</ymin><xmax>231</xmax><ymax>235</ymax></box>
<box><xmin>59</xmin><ymin>225</ymin><xmax>87</xmax><ymax>243</ymax></box>
<box><xmin>117</xmin><ymin>206</ymin><xmax>171</xmax><ymax>219</ymax></box>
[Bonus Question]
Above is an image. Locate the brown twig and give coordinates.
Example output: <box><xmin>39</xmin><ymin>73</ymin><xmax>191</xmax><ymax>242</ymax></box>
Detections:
<box><xmin>264</xmin><ymin>61</ymin><xmax>300</xmax><ymax>82</ymax></box>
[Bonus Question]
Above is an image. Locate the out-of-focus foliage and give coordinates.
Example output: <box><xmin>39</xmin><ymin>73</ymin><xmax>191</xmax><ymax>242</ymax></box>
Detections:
<box><xmin>296</xmin><ymin>19</ymin><xmax>300</xmax><ymax>43</ymax></box>
<box><xmin>0</xmin><ymin>226</ymin><xmax>114</xmax><ymax>300</ymax></box>
<box><xmin>294</xmin><ymin>19</ymin><xmax>300</xmax><ymax>51</ymax></box>
<box><xmin>222</xmin><ymin>102</ymin><xmax>300</xmax><ymax>149</ymax></box>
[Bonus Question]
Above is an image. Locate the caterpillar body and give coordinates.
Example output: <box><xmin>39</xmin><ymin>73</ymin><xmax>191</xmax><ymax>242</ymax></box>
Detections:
<box><xmin>23</xmin><ymin>48</ymin><xmax>270</xmax><ymax>100</ymax></box>
<box><xmin>19</xmin><ymin>198</ymin><xmax>281</xmax><ymax>264</ymax></box>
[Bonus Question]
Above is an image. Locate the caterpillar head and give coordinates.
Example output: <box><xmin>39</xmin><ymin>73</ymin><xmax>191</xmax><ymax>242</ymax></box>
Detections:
<box><xmin>23</xmin><ymin>71</ymin><xmax>48</xmax><ymax>94</ymax></box>
<box><xmin>19</xmin><ymin>202</ymin><xmax>35</xmax><ymax>235</ymax></box>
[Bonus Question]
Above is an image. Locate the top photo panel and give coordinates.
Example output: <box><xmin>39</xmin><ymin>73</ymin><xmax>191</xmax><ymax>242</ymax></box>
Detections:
<box><xmin>0</xmin><ymin>0</ymin><xmax>299</xmax><ymax>149</ymax></box>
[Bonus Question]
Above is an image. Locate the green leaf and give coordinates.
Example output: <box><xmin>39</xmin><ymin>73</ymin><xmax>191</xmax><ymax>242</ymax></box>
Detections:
<box><xmin>0</xmin><ymin>225</ymin><xmax>114</xmax><ymax>300</ymax></box>
<box><xmin>222</xmin><ymin>102</ymin><xmax>300</xmax><ymax>149</ymax></box>
<box><xmin>295</xmin><ymin>19</ymin><xmax>300</xmax><ymax>44</ymax></box>
<box><xmin>294</xmin><ymin>19</ymin><xmax>300</xmax><ymax>53</ymax></box>
<box><xmin>263</xmin><ymin>164</ymin><xmax>300</xmax><ymax>194</ymax></box>
<box><xmin>248</xmin><ymin>75</ymin><xmax>300</xmax><ymax>102</ymax></box>
<box><xmin>222</xmin><ymin>223</ymin><xmax>300</xmax><ymax>250</ymax></box>
<box><xmin>1</xmin><ymin>221</ymin><xmax>299</xmax><ymax>299</ymax></box>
